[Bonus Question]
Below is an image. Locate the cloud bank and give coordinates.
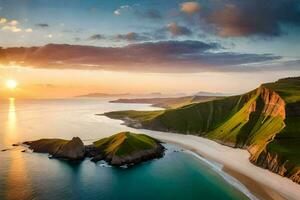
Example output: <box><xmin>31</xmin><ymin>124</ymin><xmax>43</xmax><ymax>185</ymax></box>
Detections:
<box><xmin>180</xmin><ymin>0</ymin><xmax>300</xmax><ymax>38</ymax></box>
<box><xmin>0</xmin><ymin>40</ymin><xmax>287</xmax><ymax>73</ymax></box>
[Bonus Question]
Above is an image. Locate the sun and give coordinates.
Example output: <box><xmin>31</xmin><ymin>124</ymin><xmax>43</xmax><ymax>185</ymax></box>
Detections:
<box><xmin>6</xmin><ymin>79</ymin><xmax>18</xmax><ymax>89</ymax></box>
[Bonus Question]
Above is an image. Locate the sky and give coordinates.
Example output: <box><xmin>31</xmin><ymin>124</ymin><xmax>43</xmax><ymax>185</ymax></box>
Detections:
<box><xmin>0</xmin><ymin>0</ymin><xmax>299</xmax><ymax>98</ymax></box>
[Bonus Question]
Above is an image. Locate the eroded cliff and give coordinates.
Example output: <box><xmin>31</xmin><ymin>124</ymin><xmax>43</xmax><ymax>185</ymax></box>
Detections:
<box><xmin>104</xmin><ymin>77</ymin><xmax>300</xmax><ymax>184</ymax></box>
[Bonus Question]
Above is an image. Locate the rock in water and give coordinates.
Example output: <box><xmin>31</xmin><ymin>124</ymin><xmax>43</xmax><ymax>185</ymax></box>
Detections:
<box><xmin>90</xmin><ymin>132</ymin><xmax>165</xmax><ymax>166</ymax></box>
<box><xmin>25</xmin><ymin>137</ymin><xmax>85</xmax><ymax>160</ymax></box>
<box><xmin>53</xmin><ymin>137</ymin><xmax>85</xmax><ymax>160</ymax></box>
<box><xmin>24</xmin><ymin>132</ymin><xmax>165</xmax><ymax>166</ymax></box>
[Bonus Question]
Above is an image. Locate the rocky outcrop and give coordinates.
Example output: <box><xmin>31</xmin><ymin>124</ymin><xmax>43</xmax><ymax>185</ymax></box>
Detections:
<box><xmin>99</xmin><ymin>144</ymin><xmax>164</xmax><ymax>166</ymax></box>
<box><xmin>52</xmin><ymin>137</ymin><xmax>85</xmax><ymax>160</ymax></box>
<box><xmin>247</xmin><ymin>88</ymin><xmax>300</xmax><ymax>184</ymax></box>
<box><xmin>25</xmin><ymin>137</ymin><xmax>85</xmax><ymax>160</ymax></box>
<box><xmin>259</xmin><ymin>86</ymin><xmax>286</xmax><ymax>118</ymax></box>
<box><xmin>250</xmin><ymin>149</ymin><xmax>300</xmax><ymax>184</ymax></box>
<box><xmin>24</xmin><ymin>133</ymin><xmax>165</xmax><ymax>166</ymax></box>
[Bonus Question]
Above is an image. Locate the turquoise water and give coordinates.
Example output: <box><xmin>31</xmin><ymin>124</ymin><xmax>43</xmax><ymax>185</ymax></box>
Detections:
<box><xmin>0</xmin><ymin>98</ymin><xmax>249</xmax><ymax>200</ymax></box>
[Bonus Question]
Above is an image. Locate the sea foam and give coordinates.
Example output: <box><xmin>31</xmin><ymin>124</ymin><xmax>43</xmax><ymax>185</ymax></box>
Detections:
<box><xmin>186</xmin><ymin>150</ymin><xmax>259</xmax><ymax>200</ymax></box>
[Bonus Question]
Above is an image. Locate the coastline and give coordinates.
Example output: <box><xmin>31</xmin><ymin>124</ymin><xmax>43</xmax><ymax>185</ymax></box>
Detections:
<box><xmin>139</xmin><ymin>130</ymin><xmax>300</xmax><ymax>200</ymax></box>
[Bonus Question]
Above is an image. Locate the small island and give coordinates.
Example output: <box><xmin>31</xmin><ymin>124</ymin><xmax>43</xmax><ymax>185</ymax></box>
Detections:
<box><xmin>24</xmin><ymin>132</ymin><xmax>165</xmax><ymax>167</ymax></box>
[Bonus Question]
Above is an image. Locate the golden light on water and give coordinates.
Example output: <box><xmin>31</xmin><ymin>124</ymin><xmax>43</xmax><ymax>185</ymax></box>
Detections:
<box><xmin>4</xmin><ymin>97</ymin><xmax>17</xmax><ymax>146</ymax></box>
<box><xmin>8</xmin><ymin>97</ymin><xmax>16</xmax><ymax>128</ymax></box>
<box><xmin>4</xmin><ymin>98</ymin><xmax>33</xmax><ymax>199</ymax></box>
<box><xmin>6</xmin><ymin>79</ymin><xmax>18</xmax><ymax>89</ymax></box>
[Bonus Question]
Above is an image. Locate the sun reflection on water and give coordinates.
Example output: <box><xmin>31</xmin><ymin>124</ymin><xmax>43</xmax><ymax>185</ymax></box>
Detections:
<box><xmin>4</xmin><ymin>98</ymin><xmax>17</xmax><ymax>146</ymax></box>
<box><xmin>4</xmin><ymin>98</ymin><xmax>33</xmax><ymax>199</ymax></box>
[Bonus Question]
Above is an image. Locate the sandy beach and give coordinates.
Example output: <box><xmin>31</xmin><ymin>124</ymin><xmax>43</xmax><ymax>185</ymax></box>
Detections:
<box><xmin>142</xmin><ymin>130</ymin><xmax>300</xmax><ymax>200</ymax></box>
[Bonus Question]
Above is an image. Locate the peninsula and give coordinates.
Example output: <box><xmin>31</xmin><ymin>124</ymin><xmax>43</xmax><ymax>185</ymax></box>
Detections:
<box><xmin>104</xmin><ymin>77</ymin><xmax>300</xmax><ymax>184</ymax></box>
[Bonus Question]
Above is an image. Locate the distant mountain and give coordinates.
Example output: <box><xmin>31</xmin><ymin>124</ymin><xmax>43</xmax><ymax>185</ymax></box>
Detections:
<box><xmin>195</xmin><ymin>91</ymin><xmax>226</xmax><ymax>96</ymax></box>
<box><xmin>76</xmin><ymin>93</ymin><xmax>130</xmax><ymax>98</ymax></box>
<box><xmin>76</xmin><ymin>92</ymin><xmax>185</xmax><ymax>99</ymax></box>
<box><xmin>104</xmin><ymin>77</ymin><xmax>300</xmax><ymax>184</ymax></box>
<box><xmin>111</xmin><ymin>96</ymin><xmax>222</xmax><ymax>109</ymax></box>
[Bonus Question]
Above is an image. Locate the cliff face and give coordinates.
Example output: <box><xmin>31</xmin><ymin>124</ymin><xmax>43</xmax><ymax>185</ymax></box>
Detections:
<box><xmin>107</xmin><ymin>144</ymin><xmax>164</xmax><ymax>166</ymax></box>
<box><xmin>52</xmin><ymin>137</ymin><xmax>85</xmax><ymax>160</ymax></box>
<box><xmin>250</xmin><ymin>149</ymin><xmax>300</xmax><ymax>184</ymax></box>
<box><xmin>104</xmin><ymin>77</ymin><xmax>300</xmax><ymax>184</ymax></box>
<box><xmin>258</xmin><ymin>86</ymin><xmax>286</xmax><ymax>118</ymax></box>
<box><xmin>250</xmin><ymin>100</ymin><xmax>300</xmax><ymax>184</ymax></box>
<box><xmin>245</xmin><ymin>86</ymin><xmax>286</xmax><ymax>158</ymax></box>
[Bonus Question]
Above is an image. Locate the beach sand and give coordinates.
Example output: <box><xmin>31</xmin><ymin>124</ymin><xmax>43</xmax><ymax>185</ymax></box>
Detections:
<box><xmin>142</xmin><ymin>130</ymin><xmax>300</xmax><ymax>200</ymax></box>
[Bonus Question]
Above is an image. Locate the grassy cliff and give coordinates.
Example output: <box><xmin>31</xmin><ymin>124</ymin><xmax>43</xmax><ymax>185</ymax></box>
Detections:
<box><xmin>93</xmin><ymin>132</ymin><xmax>159</xmax><ymax>156</ymax></box>
<box><xmin>104</xmin><ymin>77</ymin><xmax>300</xmax><ymax>183</ymax></box>
<box><xmin>91</xmin><ymin>132</ymin><xmax>165</xmax><ymax>166</ymax></box>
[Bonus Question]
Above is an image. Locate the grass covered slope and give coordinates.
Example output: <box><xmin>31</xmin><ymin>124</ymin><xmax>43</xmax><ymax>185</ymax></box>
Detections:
<box><xmin>111</xmin><ymin>95</ymin><xmax>221</xmax><ymax>109</ymax></box>
<box><xmin>24</xmin><ymin>138</ymin><xmax>69</xmax><ymax>154</ymax></box>
<box><xmin>90</xmin><ymin>132</ymin><xmax>165</xmax><ymax>166</ymax></box>
<box><xmin>104</xmin><ymin>77</ymin><xmax>300</xmax><ymax>183</ymax></box>
<box><xmin>24</xmin><ymin>132</ymin><xmax>165</xmax><ymax>166</ymax></box>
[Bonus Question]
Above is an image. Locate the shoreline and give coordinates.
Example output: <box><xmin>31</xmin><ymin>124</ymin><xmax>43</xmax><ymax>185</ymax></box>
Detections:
<box><xmin>139</xmin><ymin>130</ymin><xmax>300</xmax><ymax>200</ymax></box>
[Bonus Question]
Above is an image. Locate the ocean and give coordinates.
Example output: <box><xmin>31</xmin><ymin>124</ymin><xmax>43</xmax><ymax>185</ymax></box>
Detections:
<box><xmin>0</xmin><ymin>98</ymin><xmax>249</xmax><ymax>200</ymax></box>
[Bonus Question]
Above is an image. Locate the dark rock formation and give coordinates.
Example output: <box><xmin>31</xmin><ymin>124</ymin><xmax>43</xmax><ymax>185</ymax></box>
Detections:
<box><xmin>87</xmin><ymin>132</ymin><xmax>165</xmax><ymax>166</ymax></box>
<box><xmin>52</xmin><ymin>137</ymin><xmax>85</xmax><ymax>160</ymax></box>
<box><xmin>24</xmin><ymin>137</ymin><xmax>85</xmax><ymax>160</ymax></box>
<box><xmin>24</xmin><ymin>133</ymin><xmax>165</xmax><ymax>166</ymax></box>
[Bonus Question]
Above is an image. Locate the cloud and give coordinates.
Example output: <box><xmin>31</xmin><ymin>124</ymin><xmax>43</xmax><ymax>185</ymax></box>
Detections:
<box><xmin>167</xmin><ymin>22</ymin><xmax>192</xmax><ymax>36</ymax></box>
<box><xmin>25</xmin><ymin>28</ymin><xmax>33</xmax><ymax>33</ymax></box>
<box><xmin>8</xmin><ymin>20</ymin><xmax>18</xmax><ymax>26</ymax></box>
<box><xmin>114</xmin><ymin>5</ymin><xmax>161</xmax><ymax>21</ymax></box>
<box><xmin>34</xmin><ymin>84</ymin><xmax>57</xmax><ymax>88</ymax></box>
<box><xmin>0</xmin><ymin>41</ymin><xmax>284</xmax><ymax>73</ymax></box>
<box><xmin>0</xmin><ymin>19</ymin><xmax>23</xmax><ymax>33</ymax></box>
<box><xmin>74</xmin><ymin>37</ymin><xmax>81</xmax><ymax>42</ymax></box>
<box><xmin>0</xmin><ymin>18</ymin><xmax>7</xmax><ymax>24</ymax></box>
<box><xmin>2</xmin><ymin>25</ymin><xmax>22</xmax><ymax>32</ymax></box>
<box><xmin>180</xmin><ymin>2</ymin><xmax>200</xmax><ymax>14</ymax></box>
<box><xmin>88</xmin><ymin>34</ymin><xmax>105</xmax><ymax>40</ymax></box>
<box><xmin>114</xmin><ymin>5</ymin><xmax>132</xmax><ymax>16</ymax></box>
<box><xmin>36</xmin><ymin>23</ymin><xmax>49</xmax><ymax>28</ymax></box>
<box><xmin>135</xmin><ymin>9</ymin><xmax>162</xmax><ymax>20</ymax></box>
<box><xmin>115</xmin><ymin>32</ymin><xmax>151</xmax><ymax>41</ymax></box>
<box><xmin>200</xmin><ymin>0</ymin><xmax>300</xmax><ymax>37</ymax></box>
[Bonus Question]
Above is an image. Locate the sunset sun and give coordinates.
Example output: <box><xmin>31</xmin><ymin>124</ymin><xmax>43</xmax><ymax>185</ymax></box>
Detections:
<box><xmin>6</xmin><ymin>79</ymin><xmax>18</xmax><ymax>89</ymax></box>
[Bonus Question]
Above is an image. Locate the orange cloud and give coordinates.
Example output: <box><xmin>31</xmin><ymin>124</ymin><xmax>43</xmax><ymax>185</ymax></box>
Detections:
<box><xmin>180</xmin><ymin>2</ymin><xmax>200</xmax><ymax>14</ymax></box>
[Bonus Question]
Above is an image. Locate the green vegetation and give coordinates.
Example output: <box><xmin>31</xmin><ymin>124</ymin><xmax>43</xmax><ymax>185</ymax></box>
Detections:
<box><xmin>25</xmin><ymin>139</ymin><xmax>69</xmax><ymax>154</ymax></box>
<box><xmin>93</xmin><ymin>132</ymin><xmax>158</xmax><ymax>156</ymax></box>
<box><xmin>111</xmin><ymin>96</ymin><xmax>221</xmax><ymax>109</ymax></box>
<box><xmin>25</xmin><ymin>133</ymin><xmax>164</xmax><ymax>166</ymax></box>
<box><xmin>104</xmin><ymin>110</ymin><xmax>164</xmax><ymax>122</ymax></box>
<box><xmin>105</xmin><ymin>77</ymin><xmax>300</xmax><ymax>182</ymax></box>
<box><xmin>262</xmin><ymin>77</ymin><xmax>300</xmax><ymax>103</ymax></box>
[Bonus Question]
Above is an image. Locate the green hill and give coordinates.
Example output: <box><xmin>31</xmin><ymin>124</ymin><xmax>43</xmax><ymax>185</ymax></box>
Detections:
<box><xmin>90</xmin><ymin>132</ymin><xmax>165</xmax><ymax>166</ymax></box>
<box><xmin>104</xmin><ymin>77</ymin><xmax>300</xmax><ymax>183</ymax></box>
<box><xmin>24</xmin><ymin>132</ymin><xmax>165</xmax><ymax>166</ymax></box>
